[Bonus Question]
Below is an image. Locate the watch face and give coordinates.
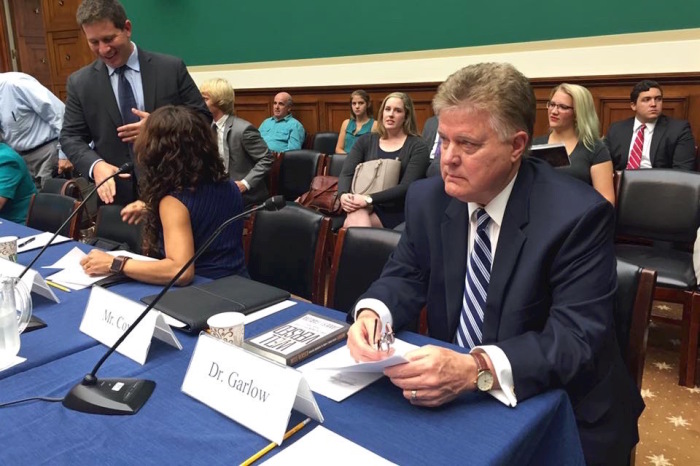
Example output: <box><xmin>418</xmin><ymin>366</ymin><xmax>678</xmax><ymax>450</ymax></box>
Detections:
<box><xmin>477</xmin><ymin>371</ymin><xmax>494</xmax><ymax>391</ymax></box>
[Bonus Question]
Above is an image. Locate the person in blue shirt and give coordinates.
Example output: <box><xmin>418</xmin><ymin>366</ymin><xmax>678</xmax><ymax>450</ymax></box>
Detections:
<box><xmin>0</xmin><ymin>72</ymin><xmax>73</xmax><ymax>188</ymax></box>
<box><xmin>335</xmin><ymin>90</ymin><xmax>378</xmax><ymax>154</ymax></box>
<box><xmin>0</xmin><ymin>129</ymin><xmax>38</xmax><ymax>224</ymax></box>
<box><xmin>80</xmin><ymin>106</ymin><xmax>247</xmax><ymax>285</ymax></box>
<box><xmin>258</xmin><ymin>92</ymin><xmax>305</xmax><ymax>152</ymax></box>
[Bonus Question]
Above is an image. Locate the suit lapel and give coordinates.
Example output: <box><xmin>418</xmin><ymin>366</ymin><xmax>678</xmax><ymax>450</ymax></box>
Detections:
<box><xmin>620</xmin><ymin>118</ymin><xmax>635</xmax><ymax>167</ymax></box>
<box><xmin>139</xmin><ymin>51</ymin><xmax>156</xmax><ymax>112</ymax></box>
<box><xmin>649</xmin><ymin>115</ymin><xmax>667</xmax><ymax>167</ymax></box>
<box><xmin>223</xmin><ymin>115</ymin><xmax>235</xmax><ymax>160</ymax></box>
<box><xmin>482</xmin><ymin>163</ymin><xmax>531</xmax><ymax>343</ymax></box>
<box><xmin>94</xmin><ymin>60</ymin><xmax>122</xmax><ymax>128</ymax></box>
<box><xmin>441</xmin><ymin>198</ymin><xmax>469</xmax><ymax>337</ymax></box>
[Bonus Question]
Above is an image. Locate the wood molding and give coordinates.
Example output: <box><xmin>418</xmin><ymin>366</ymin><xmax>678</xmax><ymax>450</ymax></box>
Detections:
<box><xmin>235</xmin><ymin>72</ymin><xmax>700</xmax><ymax>144</ymax></box>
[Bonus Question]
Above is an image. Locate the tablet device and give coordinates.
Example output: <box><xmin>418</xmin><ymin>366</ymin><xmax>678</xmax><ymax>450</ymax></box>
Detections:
<box><xmin>530</xmin><ymin>143</ymin><xmax>570</xmax><ymax>167</ymax></box>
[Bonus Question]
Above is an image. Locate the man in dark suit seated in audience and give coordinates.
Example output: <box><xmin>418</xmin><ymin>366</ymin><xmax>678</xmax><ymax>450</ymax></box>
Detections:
<box><xmin>60</xmin><ymin>0</ymin><xmax>210</xmax><ymax>206</ymax></box>
<box><xmin>422</xmin><ymin>115</ymin><xmax>442</xmax><ymax>177</ymax></box>
<box><xmin>346</xmin><ymin>62</ymin><xmax>643</xmax><ymax>466</ymax></box>
<box><xmin>605</xmin><ymin>79</ymin><xmax>696</xmax><ymax>171</ymax></box>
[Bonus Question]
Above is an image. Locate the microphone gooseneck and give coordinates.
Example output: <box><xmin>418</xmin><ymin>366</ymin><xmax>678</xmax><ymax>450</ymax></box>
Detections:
<box><xmin>18</xmin><ymin>163</ymin><xmax>135</xmax><ymax>280</ymax></box>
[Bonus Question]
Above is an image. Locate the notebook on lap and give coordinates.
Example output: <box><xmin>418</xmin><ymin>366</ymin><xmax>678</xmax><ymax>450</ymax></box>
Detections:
<box><xmin>140</xmin><ymin>275</ymin><xmax>290</xmax><ymax>333</ymax></box>
<box><xmin>530</xmin><ymin>143</ymin><xmax>570</xmax><ymax>167</ymax></box>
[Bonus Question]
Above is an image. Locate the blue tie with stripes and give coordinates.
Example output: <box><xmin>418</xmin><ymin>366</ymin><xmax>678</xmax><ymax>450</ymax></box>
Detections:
<box><xmin>456</xmin><ymin>208</ymin><xmax>492</xmax><ymax>349</ymax></box>
<box><xmin>116</xmin><ymin>65</ymin><xmax>139</xmax><ymax>125</ymax></box>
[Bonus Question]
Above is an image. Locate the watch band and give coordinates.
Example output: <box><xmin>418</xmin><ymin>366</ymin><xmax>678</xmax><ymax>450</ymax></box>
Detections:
<box><xmin>471</xmin><ymin>352</ymin><xmax>488</xmax><ymax>373</ymax></box>
<box><xmin>110</xmin><ymin>256</ymin><xmax>130</xmax><ymax>274</ymax></box>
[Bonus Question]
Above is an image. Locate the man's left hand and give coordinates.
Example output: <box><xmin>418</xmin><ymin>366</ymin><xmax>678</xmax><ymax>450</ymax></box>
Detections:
<box><xmin>57</xmin><ymin>158</ymin><xmax>74</xmax><ymax>175</ymax></box>
<box><xmin>117</xmin><ymin>109</ymin><xmax>150</xmax><ymax>142</ymax></box>
<box><xmin>384</xmin><ymin>345</ymin><xmax>476</xmax><ymax>407</ymax></box>
<box><xmin>235</xmin><ymin>181</ymin><xmax>248</xmax><ymax>193</ymax></box>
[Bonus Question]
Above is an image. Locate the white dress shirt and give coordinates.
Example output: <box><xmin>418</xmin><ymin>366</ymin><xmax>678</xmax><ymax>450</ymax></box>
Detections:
<box><xmin>355</xmin><ymin>173</ymin><xmax>520</xmax><ymax>407</ymax></box>
<box><xmin>628</xmin><ymin>118</ymin><xmax>656</xmax><ymax>169</ymax></box>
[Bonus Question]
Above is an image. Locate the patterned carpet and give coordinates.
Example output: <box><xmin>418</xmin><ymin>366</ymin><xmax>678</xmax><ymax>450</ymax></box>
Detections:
<box><xmin>636</xmin><ymin>302</ymin><xmax>700</xmax><ymax>466</ymax></box>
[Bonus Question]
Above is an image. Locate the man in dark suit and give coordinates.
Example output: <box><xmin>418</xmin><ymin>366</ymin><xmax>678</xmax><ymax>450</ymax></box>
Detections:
<box><xmin>200</xmin><ymin>78</ymin><xmax>273</xmax><ymax>206</ymax></box>
<box><xmin>422</xmin><ymin>115</ymin><xmax>441</xmax><ymax>177</ymax></box>
<box><xmin>605</xmin><ymin>79</ymin><xmax>695</xmax><ymax>171</ymax></box>
<box><xmin>60</xmin><ymin>0</ymin><xmax>210</xmax><ymax>206</ymax></box>
<box><xmin>347</xmin><ymin>63</ymin><xmax>643</xmax><ymax>466</ymax></box>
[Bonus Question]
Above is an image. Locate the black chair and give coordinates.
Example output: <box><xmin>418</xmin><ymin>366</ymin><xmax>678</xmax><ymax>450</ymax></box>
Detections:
<box><xmin>327</xmin><ymin>227</ymin><xmax>401</xmax><ymax>313</ymax></box>
<box><xmin>324</xmin><ymin>153</ymin><xmax>347</xmax><ymax>177</ymax></box>
<box><xmin>312</xmin><ymin>132</ymin><xmax>340</xmax><ymax>156</ymax></box>
<box><xmin>246</xmin><ymin>204</ymin><xmax>331</xmax><ymax>304</ymax></box>
<box><xmin>615</xmin><ymin>259</ymin><xmax>657</xmax><ymax>389</ymax></box>
<box><xmin>92</xmin><ymin>205</ymin><xmax>143</xmax><ymax>253</ymax></box>
<box><xmin>25</xmin><ymin>193</ymin><xmax>82</xmax><ymax>239</ymax></box>
<box><xmin>614</xmin><ymin>168</ymin><xmax>700</xmax><ymax>386</ymax></box>
<box><xmin>277</xmin><ymin>150</ymin><xmax>324</xmax><ymax>201</ymax></box>
<box><xmin>41</xmin><ymin>177</ymin><xmax>95</xmax><ymax>229</ymax></box>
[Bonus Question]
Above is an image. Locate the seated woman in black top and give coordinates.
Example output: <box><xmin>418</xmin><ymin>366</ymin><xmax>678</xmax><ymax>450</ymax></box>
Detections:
<box><xmin>337</xmin><ymin>92</ymin><xmax>429</xmax><ymax>228</ymax></box>
<box><xmin>80</xmin><ymin>106</ymin><xmax>247</xmax><ymax>285</ymax></box>
<box><xmin>533</xmin><ymin>83</ymin><xmax>615</xmax><ymax>204</ymax></box>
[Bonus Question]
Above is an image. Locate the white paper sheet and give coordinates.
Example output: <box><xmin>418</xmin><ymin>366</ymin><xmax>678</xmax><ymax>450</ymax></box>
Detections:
<box><xmin>0</xmin><ymin>355</ymin><xmax>26</xmax><ymax>372</ymax></box>
<box><xmin>42</xmin><ymin>246</ymin><xmax>86</xmax><ymax>269</ymax></box>
<box><xmin>17</xmin><ymin>232</ymin><xmax>71</xmax><ymax>253</ymax></box>
<box><xmin>311</xmin><ymin>339</ymin><xmax>417</xmax><ymax>372</ymax></box>
<box><xmin>245</xmin><ymin>300</ymin><xmax>296</xmax><ymax>324</ymax></box>
<box><xmin>45</xmin><ymin>249</ymin><xmax>157</xmax><ymax>287</ymax></box>
<box><xmin>261</xmin><ymin>426</ymin><xmax>396</xmax><ymax>465</ymax></box>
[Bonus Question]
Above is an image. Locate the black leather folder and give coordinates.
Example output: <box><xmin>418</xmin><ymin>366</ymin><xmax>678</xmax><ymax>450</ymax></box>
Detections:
<box><xmin>530</xmin><ymin>143</ymin><xmax>571</xmax><ymax>167</ymax></box>
<box><xmin>140</xmin><ymin>275</ymin><xmax>290</xmax><ymax>333</ymax></box>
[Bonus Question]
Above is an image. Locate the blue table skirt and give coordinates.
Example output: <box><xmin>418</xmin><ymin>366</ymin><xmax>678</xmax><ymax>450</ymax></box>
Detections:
<box><xmin>0</xmin><ymin>299</ymin><xmax>584</xmax><ymax>465</ymax></box>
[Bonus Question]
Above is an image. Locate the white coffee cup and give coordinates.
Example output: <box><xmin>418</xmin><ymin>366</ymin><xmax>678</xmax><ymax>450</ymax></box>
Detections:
<box><xmin>207</xmin><ymin>312</ymin><xmax>245</xmax><ymax>346</ymax></box>
<box><xmin>0</xmin><ymin>236</ymin><xmax>18</xmax><ymax>263</ymax></box>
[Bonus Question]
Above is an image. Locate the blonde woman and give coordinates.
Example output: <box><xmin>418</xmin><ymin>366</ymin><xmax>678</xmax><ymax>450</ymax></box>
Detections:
<box><xmin>337</xmin><ymin>92</ymin><xmax>429</xmax><ymax>228</ymax></box>
<box><xmin>533</xmin><ymin>83</ymin><xmax>615</xmax><ymax>204</ymax></box>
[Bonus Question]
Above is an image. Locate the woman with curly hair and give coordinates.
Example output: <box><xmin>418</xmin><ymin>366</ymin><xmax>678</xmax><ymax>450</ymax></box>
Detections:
<box><xmin>80</xmin><ymin>105</ymin><xmax>247</xmax><ymax>285</ymax></box>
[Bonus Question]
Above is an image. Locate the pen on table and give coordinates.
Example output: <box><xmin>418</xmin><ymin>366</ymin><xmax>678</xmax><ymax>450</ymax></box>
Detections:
<box><xmin>240</xmin><ymin>418</ymin><xmax>311</xmax><ymax>466</ymax></box>
<box><xmin>46</xmin><ymin>280</ymin><xmax>70</xmax><ymax>293</ymax></box>
<box><xmin>17</xmin><ymin>237</ymin><xmax>35</xmax><ymax>248</ymax></box>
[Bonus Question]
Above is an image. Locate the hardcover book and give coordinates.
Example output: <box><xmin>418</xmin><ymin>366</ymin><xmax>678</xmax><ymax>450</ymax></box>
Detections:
<box><xmin>244</xmin><ymin>312</ymin><xmax>349</xmax><ymax>366</ymax></box>
<box><xmin>530</xmin><ymin>143</ymin><xmax>571</xmax><ymax>167</ymax></box>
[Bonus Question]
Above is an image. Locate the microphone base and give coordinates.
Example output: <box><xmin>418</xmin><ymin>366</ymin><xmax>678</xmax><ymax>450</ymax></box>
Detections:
<box><xmin>63</xmin><ymin>378</ymin><xmax>156</xmax><ymax>415</ymax></box>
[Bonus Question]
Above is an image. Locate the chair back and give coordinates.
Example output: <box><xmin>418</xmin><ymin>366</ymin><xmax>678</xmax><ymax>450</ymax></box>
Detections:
<box><xmin>93</xmin><ymin>205</ymin><xmax>143</xmax><ymax>253</ymax></box>
<box><xmin>616</xmin><ymin>169</ymin><xmax>700</xmax><ymax>243</ymax></box>
<box><xmin>247</xmin><ymin>204</ymin><xmax>331</xmax><ymax>303</ymax></box>
<box><xmin>312</xmin><ymin>132</ymin><xmax>339</xmax><ymax>156</ymax></box>
<box><xmin>278</xmin><ymin>150</ymin><xmax>324</xmax><ymax>201</ymax></box>
<box><xmin>25</xmin><ymin>193</ymin><xmax>81</xmax><ymax>239</ymax></box>
<box><xmin>41</xmin><ymin>177</ymin><xmax>96</xmax><ymax>228</ymax></box>
<box><xmin>325</xmin><ymin>153</ymin><xmax>347</xmax><ymax>177</ymax></box>
<box><xmin>615</xmin><ymin>258</ymin><xmax>657</xmax><ymax>388</ymax></box>
<box><xmin>328</xmin><ymin>227</ymin><xmax>401</xmax><ymax>313</ymax></box>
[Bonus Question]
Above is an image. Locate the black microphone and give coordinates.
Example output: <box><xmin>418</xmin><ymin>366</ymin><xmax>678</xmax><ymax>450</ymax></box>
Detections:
<box><xmin>18</xmin><ymin>162</ymin><xmax>135</xmax><ymax>280</ymax></box>
<box><xmin>62</xmin><ymin>195</ymin><xmax>286</xmax><ymax>415</ymax></box>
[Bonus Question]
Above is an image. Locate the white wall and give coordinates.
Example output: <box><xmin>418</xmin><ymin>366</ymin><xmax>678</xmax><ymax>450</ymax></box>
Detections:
<box><xmin>188</xmin><ymin>29</ymin><xmax>700</xmax><ymax>89</ymax></box>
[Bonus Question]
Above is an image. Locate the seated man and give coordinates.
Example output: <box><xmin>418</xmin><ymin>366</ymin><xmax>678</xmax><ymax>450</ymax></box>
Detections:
<box><xmin>422</xmin><ymin>115</ymin><xmax>442</xmax><ymax>177</ymax></box>
<box><xmin>605</xmin><ymin>79</ymin><xmax>696</xmax><ymax>170</ymax></box>
<box><xmin>258</xmin><ymin>92</ymin><xmax>305</xmax><ymax>152</ymax></box>
<box><xmin>0</xmin><ymin>129</ymin><xmax>37</xmax><ymax>224</ymax></box>
<box><xmin>200</xmin><ymin>78</ymin><xmax>273</xmax><ymax>207</ymax></box>
<box><xmin>346</xmin><ymin>62</ymin><xmax>643</xmax><ymax>466</ymax></box>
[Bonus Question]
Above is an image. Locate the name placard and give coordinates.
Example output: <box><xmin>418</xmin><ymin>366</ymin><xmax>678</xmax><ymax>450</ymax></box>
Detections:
<box><xmin>0</xmin><ymin>258</ymin><xmax>59</xmax><ymax>303</ymax></box>
<box><xmin>79</xmin><ymin>286</ymin><xmax>182</xmax><ymax>365</ymax></box>
<box><xmin>182</xmin><ymin>333</ymin><xmax>324</xmax><ymax>444</ymax></box>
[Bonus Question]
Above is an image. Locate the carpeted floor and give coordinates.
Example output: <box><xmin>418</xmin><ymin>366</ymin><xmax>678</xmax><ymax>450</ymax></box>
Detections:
<box><xmin>635</xmin><ymin>302</ymin><xmax>700</xmax><ymax>466</ymax></box>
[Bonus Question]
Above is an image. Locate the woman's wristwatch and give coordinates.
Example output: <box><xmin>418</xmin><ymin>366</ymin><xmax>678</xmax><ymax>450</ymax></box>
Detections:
<box><xmin>109</xmin><ymin>256</ymin><xmax>131</xmax><ymax>274</ymax></box>
<box><xmin>365</xmin><ymin>195</ymin><xmax>373</xmax><ymax>205</ymax></box>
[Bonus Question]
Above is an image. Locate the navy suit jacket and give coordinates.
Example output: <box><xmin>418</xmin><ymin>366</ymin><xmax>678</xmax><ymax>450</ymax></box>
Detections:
<box><xmin>422</xmin><ymin>116</ymin><xmax>441</xmax><ymax>177</ymax></box>
<box><xmin>604</xmin><ymin>115</ymin><xmax>696</xmax><ymax>171</ymax></box>
<box><xmin>60</xmin><ymin>48</ymin><xmax>210</xmax><ymax>205</ymax></box>
<box><xmin>356</xmin><ymin>157</ymin><xmax>643</xmax><ymax>465</ymax></box>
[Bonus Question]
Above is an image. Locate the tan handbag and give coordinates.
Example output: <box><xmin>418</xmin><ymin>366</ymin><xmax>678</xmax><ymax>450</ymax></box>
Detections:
<box><xmin>351</xmin><ymin>158</ymin><xmax>401</xmax><ymax>195</ymax></box>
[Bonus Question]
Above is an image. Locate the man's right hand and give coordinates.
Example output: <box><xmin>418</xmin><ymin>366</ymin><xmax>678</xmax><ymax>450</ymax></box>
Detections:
<box><xmin>347</xmin><ymin>310</ymin><xmax>392</xmax><ymax>362</ymax></box>
<box><xmin>93</xmin><ymin>161</ymin><xmax>124</xmax><ymax>204</ymax></box>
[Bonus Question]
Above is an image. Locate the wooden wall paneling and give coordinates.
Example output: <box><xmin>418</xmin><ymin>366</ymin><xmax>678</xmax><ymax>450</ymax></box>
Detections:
<box><xmin>17</xmin><ymin>35</ymin><xmax>51</xmax><ymax>87</ymax></box>
<box><xmin>42</xmin><ymin>0</ymin><xmax>80</xmax><ymax>32</ymax></box>
<box><xmin>291</xmin><ymin>98</ymin><xmax>320</xmax><ymax>137</ymax></box>
<box><xmin>11</xmin><ymin>0</ymin><xmax>44</xmax><ymax>37</ymax></box>
<box><xmin>0</xmin><ymin>2</ymin><xmax>11</xmax><ymax>72</ymax></box>
<box><xmin>534</xmin><ymin>100</ymin><xmax>550</xmax><ymax>139</ymax></box>
<box><xmin>46</xmin><ymin>29</ymin><xmax>91</xmax><ymax>86</ymax></box>
<box><xmin>325</xmin><ymin>101</ymin><xmax>351</xmax><ymax>135</ymax></box>
<box><xmin>234</xmin><ymin>99</ymin><xmax>271</xmax><ymax>128</ymax></box>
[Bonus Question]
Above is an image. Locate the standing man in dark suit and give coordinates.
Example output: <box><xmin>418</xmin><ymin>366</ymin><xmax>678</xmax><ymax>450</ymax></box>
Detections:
<box><xmin>346</xmin><ymin>63</ymin><xmax>643</xmax><ymax>466</ymax></box>
<box><xmin>605</xmin><ymin>79</ymin><xmax>695</xmax><ymax>171</ymax></box>
<box><xmin>200</xmin><ymin>78</ymin><xmax>273</xmax><ymax>207</ymax></box>
<box><xmin>60</xmin><ymin>0</ymin><xmax>210</xmax><ymax>206</ymax></box>
<box><xmin>422</xmin><ymin>115</ymin><xmax>441</xmax><ymax>177</ymax></box>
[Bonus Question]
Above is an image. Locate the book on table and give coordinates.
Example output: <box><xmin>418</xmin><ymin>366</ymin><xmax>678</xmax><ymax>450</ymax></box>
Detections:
<box><xmin>244</xmin><ymin>312</ymin><xmax>350</xmax><ymax>366</ymax></box>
